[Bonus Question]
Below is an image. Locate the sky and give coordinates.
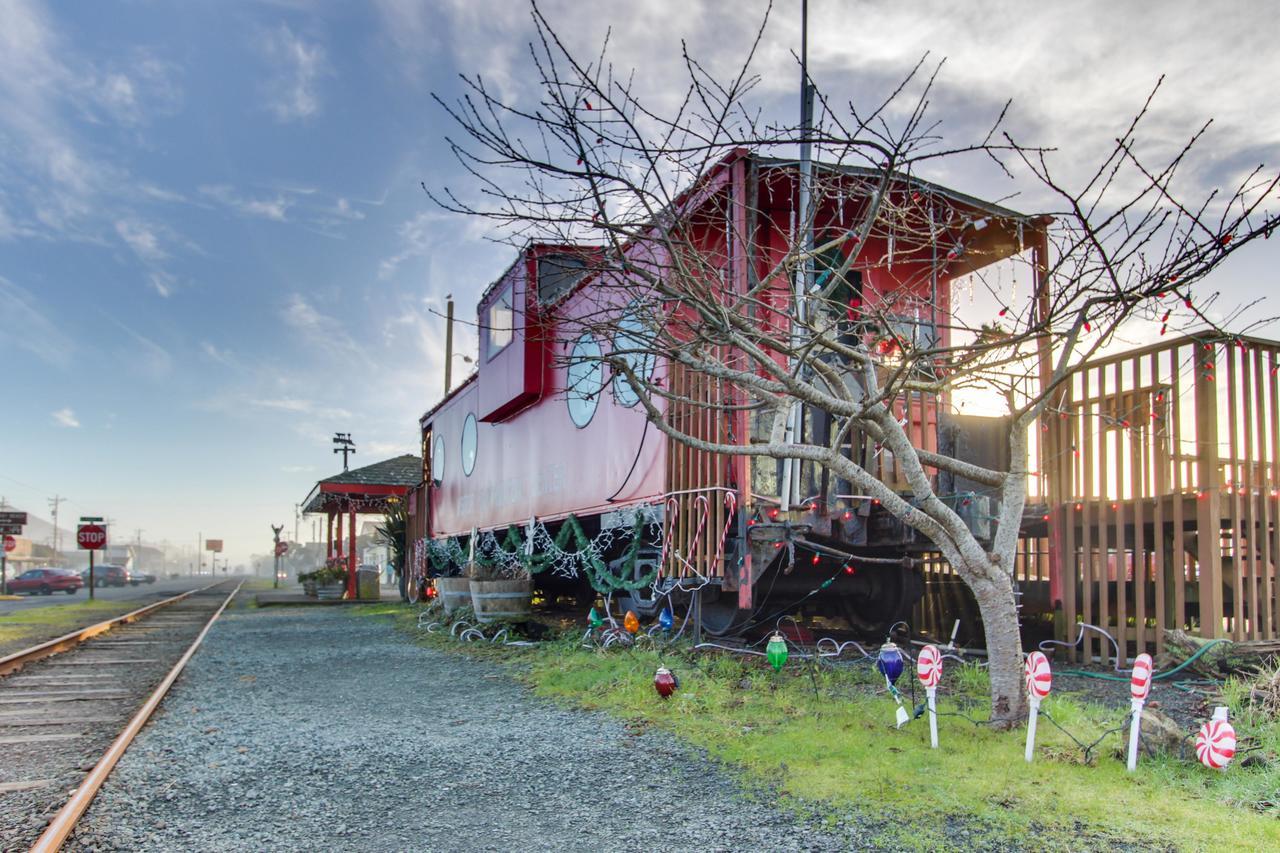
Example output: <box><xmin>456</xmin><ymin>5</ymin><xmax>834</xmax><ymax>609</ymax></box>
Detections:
<box><xmin>1</xmin><ymin>0</ymin><xmax>1278</xmax><ymax>564</ymax></box>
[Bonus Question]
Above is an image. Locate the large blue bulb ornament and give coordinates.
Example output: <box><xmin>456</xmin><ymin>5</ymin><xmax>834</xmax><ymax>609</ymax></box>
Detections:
<box><xmin>658</xmin><ymin>607</ymin><xmax>674</xmax><ymax>632</ymax></box>
<box><xmin>876</xmin><ymin>641</ymin><xmax>905</xmax><ymax>685</ymax></box>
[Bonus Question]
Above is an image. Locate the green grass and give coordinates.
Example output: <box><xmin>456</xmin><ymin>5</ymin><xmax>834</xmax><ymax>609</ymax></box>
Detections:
<box><xmin>361</xmin><ymin>604</ymin><xmax>1280</xmax><ymax>851</ymax></box>
<box><xmin>0</xmin><ymin>598</ymin><xmax>144</xmax><ymax>653</ymax></box>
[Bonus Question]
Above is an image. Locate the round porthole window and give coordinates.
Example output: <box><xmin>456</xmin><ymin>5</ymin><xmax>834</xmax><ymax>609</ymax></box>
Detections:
<box><xmin>566</xmin><ymin>334</ymin><xmax>604</xmax><ymax>428</ymax></box>
<box><xmin>433</xmin><ymin>435</ymin><xmax>445</xmax><ymax>484</ymax></box>
<box><xmin>461</xmin><ymin>413</ymin><xmax>478</xmax><ymax>476</ymax></box>
<box><xmin>611</xmin><ymin>310</ymin><xmax>655</xmax><ymax>408</ymax></box>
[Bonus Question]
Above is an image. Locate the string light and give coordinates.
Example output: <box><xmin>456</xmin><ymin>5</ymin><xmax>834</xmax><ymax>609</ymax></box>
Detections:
<box><xmin>653</xmin><ymin>666</ymin><xmax>678</xmax><ymax>698</ymax></box>
<box><xmin>766</xmin><ymin>633</ymin><xmax>789</xmax><ymax>672</ymax></box>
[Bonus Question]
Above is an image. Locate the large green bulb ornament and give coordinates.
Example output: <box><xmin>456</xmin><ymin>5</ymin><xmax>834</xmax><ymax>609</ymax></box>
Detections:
<box><xmin>766</xmin><ymin>632</ymin><xmax>789</xmax><ymax>672</ymax></box>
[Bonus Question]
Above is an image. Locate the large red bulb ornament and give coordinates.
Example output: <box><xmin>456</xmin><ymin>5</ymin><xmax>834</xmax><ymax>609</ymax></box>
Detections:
<box><xmin>654</xmin><ymin>666</ymin><xmax>678</xmax><ymax>698</ymax></box>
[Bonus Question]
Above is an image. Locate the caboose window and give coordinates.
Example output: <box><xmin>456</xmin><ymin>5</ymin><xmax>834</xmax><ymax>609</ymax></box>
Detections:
<box><xmin>567</xmin><ymin>334</ymin><xmax>604</xmax><ymax>428</ymax></box>
<box><xmin>461</xmin><ymin>413</ymin><xmax>478</xmax><ymax>476</ymax></box>
<box><xmin>612</xmin><ymin>309</ymin><xmax>655</xmax><ymax>407</ymax></box>
<box><xmin>485</xmin><ymin>285</ymin><xmax>514</xmax><ymax>359</ymax></box>
<box><xmin>432</xmin><ymin>435</ymin><xmax>445</xmax><ymax>485</ymax></box>
<box><xmin>537</xmin><ymin>253</ymin><xmax>588</xmax><ymax>304</ymax></box>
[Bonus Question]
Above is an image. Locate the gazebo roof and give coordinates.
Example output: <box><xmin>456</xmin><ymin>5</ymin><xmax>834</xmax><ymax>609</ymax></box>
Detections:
<box><xmin>302</xmin><ymin>454</ymin><xmax>421</xmax><ymax>514</ymax></box>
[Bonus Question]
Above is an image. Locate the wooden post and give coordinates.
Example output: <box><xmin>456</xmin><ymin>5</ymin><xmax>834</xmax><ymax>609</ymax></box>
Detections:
<box><xmin>326</xmin><ymin>511</ymin><xmax>334</xmax><ymax>560</ymax></box>
<box><xmin>348</xmin><ymin>507</ymin><xmax>358</xmax><ymax>598</ymax></box>
<box><xmin>1194</xmin><ymin>342</ymin><xmax>1224</xmax><ymax>638</ymax></box>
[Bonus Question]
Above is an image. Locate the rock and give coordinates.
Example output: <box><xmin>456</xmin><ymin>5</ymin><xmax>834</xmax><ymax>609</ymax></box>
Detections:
<box><xmin>1139</xmin><ymin>706</ymin><xmax>1190</xmax><ymax>759</ymax></box>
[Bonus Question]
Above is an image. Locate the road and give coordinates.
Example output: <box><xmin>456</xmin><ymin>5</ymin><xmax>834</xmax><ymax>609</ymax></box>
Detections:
<box><xmin>0</xmin><ymin>575</ymin><xmax>224</xmax><ymax>616</ymax></box>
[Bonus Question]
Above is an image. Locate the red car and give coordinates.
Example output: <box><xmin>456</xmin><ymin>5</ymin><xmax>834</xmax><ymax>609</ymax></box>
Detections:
<box><xmin>9</xmin><ymin>568</ymin><xmax>84</xmax><ymax>595</ymax></box>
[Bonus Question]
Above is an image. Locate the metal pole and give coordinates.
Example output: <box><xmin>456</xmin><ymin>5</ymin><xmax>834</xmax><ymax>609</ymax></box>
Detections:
<box><xmin>88</xmin><ymin>550</ymin><xmax>95</xmax><ymax>600</ymax></box>
<box><xmin>444</xmin><ymin>296</ymin><xmax>456</xmax><ymax>395</ymax></box>
<box><xmin>1</xmin><ymin>550</ymin><xmax>7</xmax><ymax>596</ymax></box>
<box><xmin>781</xmin><ymin>0</ymin><xmax>814</xmax><ymax>512</ymax></box>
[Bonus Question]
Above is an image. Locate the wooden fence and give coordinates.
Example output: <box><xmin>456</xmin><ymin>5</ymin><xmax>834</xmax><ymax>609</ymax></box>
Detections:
<box><xmin>1041</xmin><ymin>333</ymin><xmax>1280</xmax><ymax>663</ymax></box>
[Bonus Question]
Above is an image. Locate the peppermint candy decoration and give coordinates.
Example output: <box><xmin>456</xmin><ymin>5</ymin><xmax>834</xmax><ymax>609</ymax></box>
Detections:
<box><xmin>1024</xmin><ymin>651</ymin><xmax>1052</xmax><ymax>700</ymax></box>
<box><xmin>1130</xmin><ymin>653</ymin><xmax>1154</xmax><ymax>702</ymax></box>
<box><xmin>916</xmin><ymin>644</ymin><xmax>942</xmax><ymax>689</ymax></box>
<box><xmin>1196</xmin><ymin>719</ymin><xmax>1236</xmax><ymax>769</ymax></box>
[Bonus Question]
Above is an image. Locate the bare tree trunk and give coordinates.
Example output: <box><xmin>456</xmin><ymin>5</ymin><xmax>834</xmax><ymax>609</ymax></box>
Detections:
<box><xmin>968</xmin><ymin>571</ymin><xmax>1026</xmax><ymax>726</ymax></box>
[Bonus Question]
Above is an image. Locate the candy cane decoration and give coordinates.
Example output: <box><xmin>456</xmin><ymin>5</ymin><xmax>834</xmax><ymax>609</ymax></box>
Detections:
<box><xmin>657</xmin><ymin>497</ymin><xmax>679</xmax><ymax>580</ymax></box>
<box><xmin>1126</xmin><ymin>653</ymin><xmax>1154</xmax><ymax>772</ymax></box>
<box><xmin>916</xmin><ymin>644</ymin><xmax>942</xmax><ymax>749</ymax></box>
<box><xmin>683</xmin><ymin>494</ymin><xmax>711</xmax><ymax>575</ymax></box>
<box><xmin>710</xmin><ymin>491</ymin><xmax>737</xmax><ymax>574</ymax></box>
<box><xmin>1196</xmin><ymin>707</ymin><xmax>1236</xmax><ymax>770</ymax></box>
<box><xmin>1024</xmin><ymin>651</ymin><xmax>1052</xmax><ymax>763</ymax></box>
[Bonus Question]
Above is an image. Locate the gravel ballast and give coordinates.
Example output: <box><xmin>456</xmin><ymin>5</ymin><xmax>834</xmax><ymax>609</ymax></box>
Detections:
<box><xmin>68</xmin><ymin>605</ymin><xmax>881</xmax><ymax>851</ymax></box>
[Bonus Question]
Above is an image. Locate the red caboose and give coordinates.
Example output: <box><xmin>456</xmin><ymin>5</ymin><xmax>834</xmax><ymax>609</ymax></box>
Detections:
<box><xmin>405</xmin><ymin>150</ymin><xmax>1041</xmax><ymax>634</ymax></box>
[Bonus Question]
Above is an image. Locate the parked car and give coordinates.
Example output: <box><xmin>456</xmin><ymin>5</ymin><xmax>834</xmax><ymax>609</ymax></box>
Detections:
<box><xmin>9</xmin><ymin>568</ymin><xmax>84</xmax><ymax>595</ymax></box>
<box><xmin>128</xmin><ymin>570</ymin><xmax>157</xmax><ymax>585</ymax></box>
<box><xmin>79</xmin><ymin>564</ymin><xmax>129</xmax><ymax>588</ymax></box>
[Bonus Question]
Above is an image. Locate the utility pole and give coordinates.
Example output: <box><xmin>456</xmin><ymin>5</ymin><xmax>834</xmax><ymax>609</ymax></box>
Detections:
<box><xmin>780</xmin><ymin>0</ymin><xmax>814</xmax><ymax>513</ymax></box>
<box><xmin>444</xmin><ymin>294</ymin><xmax>456</xmax><ymax>395</ymax></box>
<box><xmin>271</xmin><ymin>524</ymin><xmax>284</xmax><ymax>589</ymax></box>
<box><xmin>134</xmin><ymin>528</ymin><xmax>143</xmax><ymax>571</ymax></box>
<box><xmin>294</xmin><ymin>504</ymin><xmax>300</xmax><ymax>545</ymax></box>
<box><xmin>198</xmin><ymin>532</ymin><xmax>203</xmax><ymax>575</ymax></box>
<box><xmin>48</xmin><ymin>495</ymin><xmax>63</xmax><ymax>555</ymax></box>
<box><xmin>333</xmin><ymin>433</ymin><xmax>356</xmax><ymax>471</ymax></box>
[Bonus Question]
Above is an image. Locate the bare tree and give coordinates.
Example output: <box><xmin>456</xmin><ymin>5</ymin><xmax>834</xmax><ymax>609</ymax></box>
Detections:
<box><xmin>430</xmin><ymin>1</ymin><xmax>1280</xmax><ymax>724</ymax></box>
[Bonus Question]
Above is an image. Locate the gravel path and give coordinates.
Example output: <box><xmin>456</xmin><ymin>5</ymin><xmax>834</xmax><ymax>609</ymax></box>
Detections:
<box><xmin>68</xmin><ymin>605</ymin><xmax>889</xmax><ymax>852</ymax></box>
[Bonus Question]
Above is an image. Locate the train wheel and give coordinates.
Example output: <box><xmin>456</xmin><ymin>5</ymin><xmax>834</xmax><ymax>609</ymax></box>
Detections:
<box><xmin>697</xmin><ymin>597</ymin><xmax>752</xmax><ymax>636</ymax></box>
<box><xmin>839</xmin><ymin>566</ymin><xmax>915</xmax><ymax>636</ymax></box>
<box><xmin>660</xmin><ymin>584</ymin><xmax>751</xmax><ymax>637</ymax></box>
<box><xmin>618</xmin><ymin>585</ymin><xmax>663</xmax><ymax>620</ymax></box>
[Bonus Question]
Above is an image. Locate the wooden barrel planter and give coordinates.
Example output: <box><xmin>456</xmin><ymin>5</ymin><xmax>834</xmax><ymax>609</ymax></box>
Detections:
<box><xmin>315</xmin><ymin>582</ymin><xmax>344</xmax><ymax>600</ymax></box>
<box><xmin>436</xmin><ymin>576</ymin><xmax>473</xmax><ymax>614</ymax></box>
<box><xmin>315</xmin><ymin>583</ymin><xmax>344</xmax><ymax>600</ymax></box>
<box><xmin>469</xmin><ymin>579</ymin><xmax>533</xmax><ymax>623</ymax></box>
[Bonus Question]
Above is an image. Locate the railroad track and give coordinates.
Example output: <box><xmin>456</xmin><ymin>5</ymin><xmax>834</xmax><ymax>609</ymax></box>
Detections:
<box><xmin>0</xmin><ymin>579</ymin><xmax>242</xmax><ymax>852</ymax></box>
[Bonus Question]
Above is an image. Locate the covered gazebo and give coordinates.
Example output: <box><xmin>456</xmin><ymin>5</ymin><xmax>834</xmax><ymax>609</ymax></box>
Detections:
<box><xmin>301</xmin><ymin>454</ymin><xmax>421</xmax><ymax>598</ymax></box>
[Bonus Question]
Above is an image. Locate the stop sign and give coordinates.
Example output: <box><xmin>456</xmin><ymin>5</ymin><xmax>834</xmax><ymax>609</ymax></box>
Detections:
<box><xmin>77</xmin><ymin>524</ymin><xmax>107</xmax><ymax>550</ymax></box>
<box><xmin>274</xmin><ymin>542</ymin><xmax>289</xmax><ymax>557</ymax></box>
<box><xmin>2</xmin><ymin>535</ymin><xmax>15</xmax><ymax>553</ymax></box>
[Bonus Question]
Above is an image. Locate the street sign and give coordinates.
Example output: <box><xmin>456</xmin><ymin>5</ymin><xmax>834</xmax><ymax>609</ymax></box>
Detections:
<box><xmin>206</xmin><ymin>539</ymin><xmax>223</xmax><ymax>553</ymax></box>
<box><xmin>77</xmin><ymin>524</ymin><xmax>107</xmax><ymax>550</ymax></box>
<box><xmin>274</xmin><ymin>541</ymin><xmax>289</xmax><ymax>557</ymax></box>
<box><xmin>2</xmin><ymin>536</ymin><xmax>15</xmax><ymax>553</ymax></box>
<box><xmin>79</xmin><ymin>516</ymin><xmax>104</xmax><ymax>523</ymax></box>
<box><xmin>0</xmin><ymin>524</ymin><xmax>22</xmax><ymax>536</ymax></box>
<box><xmin>0</xmin><ymin>511</ymin><xmax>27</xmax><ymax>526</ymax></box>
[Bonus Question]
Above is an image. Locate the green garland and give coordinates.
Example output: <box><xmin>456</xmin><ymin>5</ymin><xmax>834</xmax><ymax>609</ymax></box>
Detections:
<box><xmin>466</xmin><ymin>513</ymin><xmax>659</xmax><ymax>593</ymax></box>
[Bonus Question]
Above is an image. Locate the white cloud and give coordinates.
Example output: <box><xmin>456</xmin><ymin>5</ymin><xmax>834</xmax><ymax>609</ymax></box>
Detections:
<box><xmin>112</xmin><ymin>320</ymin><xmax>173</xmax><ymax>380</ymax></box>
<box><xmin>365</xmin><ymin>440</ymin><xmax>414</xmax><ymax>455</ymax></box>
<box><xmin>51</xmin><ymin>408</ymin><xmax>80</xmax><ymax>428</ymax></box>
<box><xmin>199</xmin><ymin>185</ymin><xmax>292</xmax><ymax>222</ymax></box>
<box><xmin>258</xmin><ymin>24</ymin><xmax>326</xmax><ymax>122</ymax></box>
<box><xmin>379</xmin><ymin>210</ymin><xmax>449</xmax><ymax>279</ymax></box>
<box><xmin>281</xmin><ymin>464</ymin><xmax>316</xmax><ymax>473</ymax></box>
<box><xmin>0</xmin><ymin>275</ymin><xmax>73</xmax><ymax>367</ymax></box>
<box><xmin>201</xmin><ymin>341</ymin><xmax>236</xmax><ymax>366</ymax></box>
<box><xmin>282</xmin><ymin>293</ymin><xmax>369</xmax><ymax>365</ymax></box>
<box><xmin>147</xmin><ymin>271</ymin><xmax>175</xmax><ymax>298</ymax></box>
<box><xmin>115</xmin><ymin>218</ymin><xmax>165</xmax><ymax>261</ymax></box>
